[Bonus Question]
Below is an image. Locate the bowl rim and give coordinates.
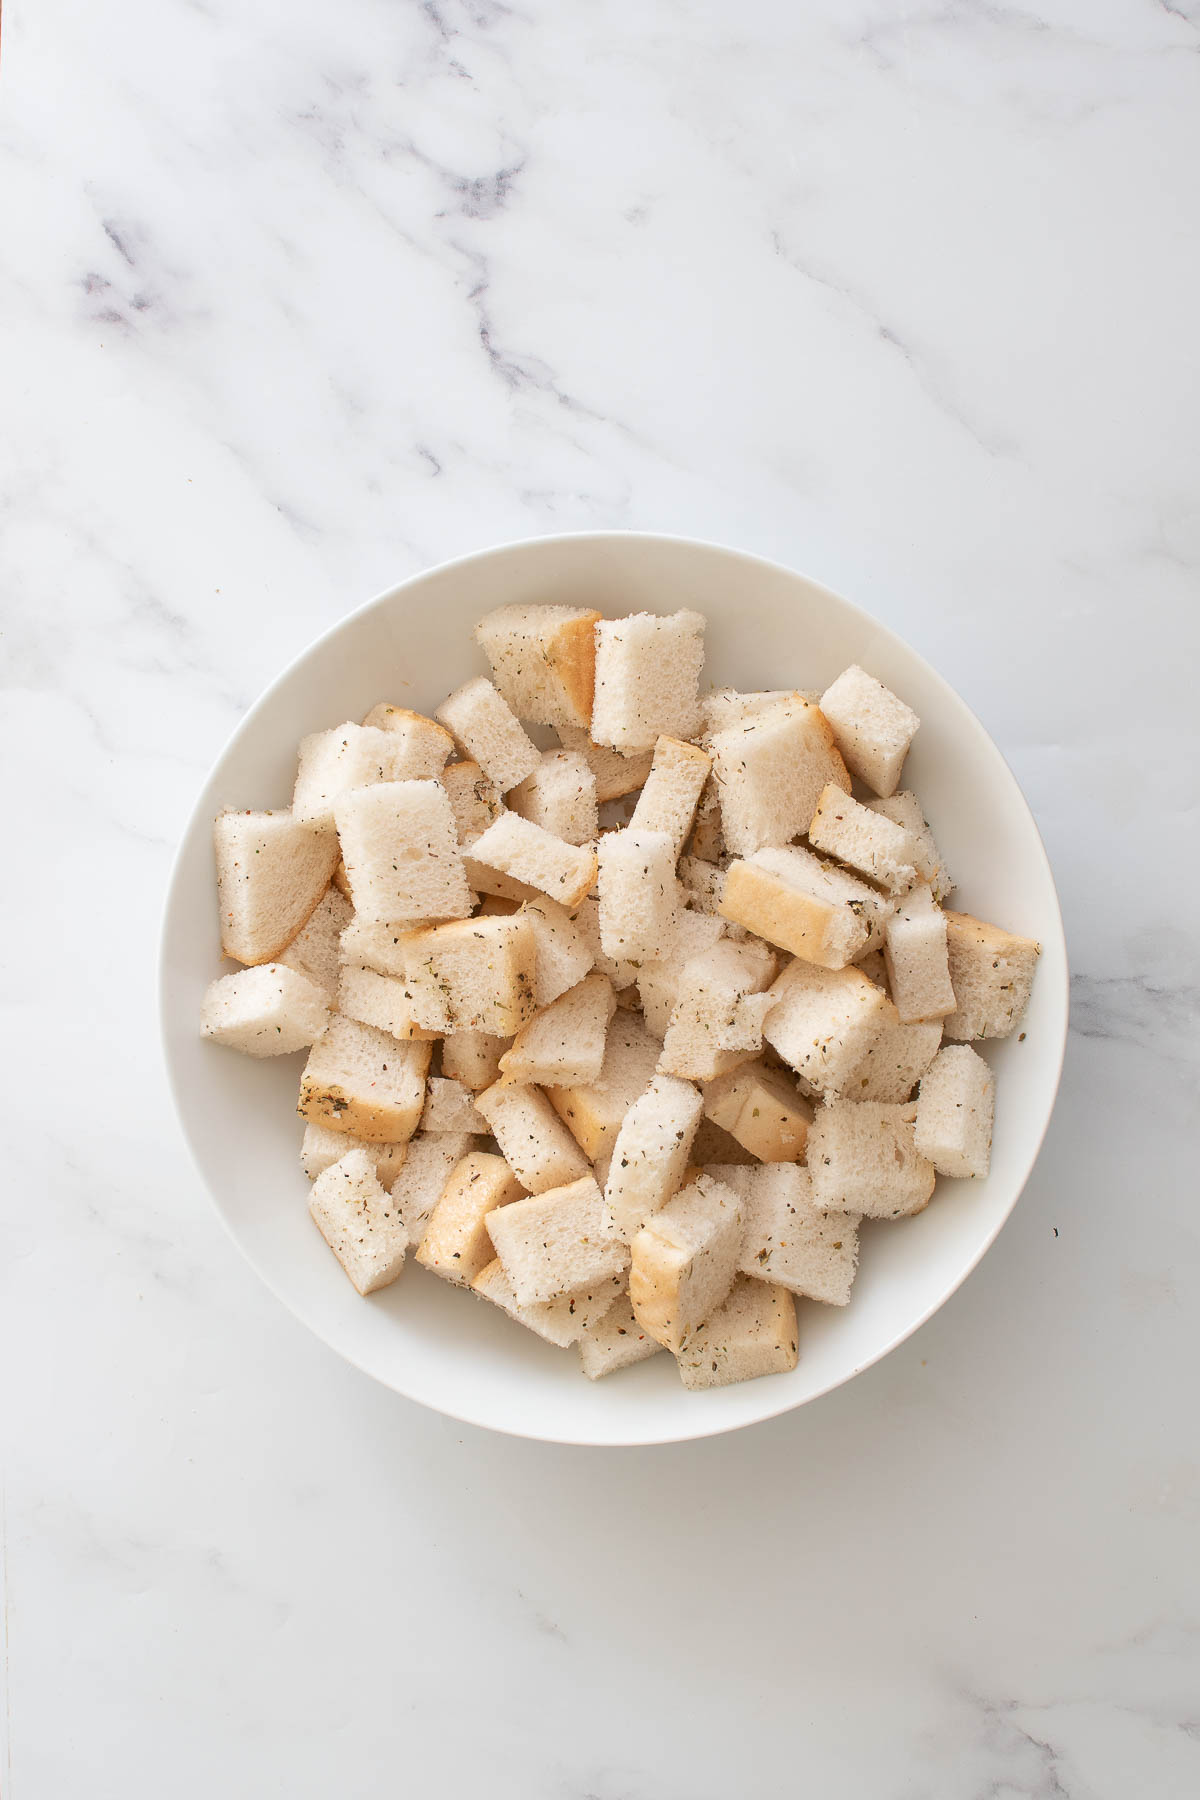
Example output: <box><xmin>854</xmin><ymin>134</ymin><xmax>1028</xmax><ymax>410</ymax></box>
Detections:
<box><xmin>159</xmin><ymin>529</ymin><xmax>1069</xmax><ymax>1446</ymax></box>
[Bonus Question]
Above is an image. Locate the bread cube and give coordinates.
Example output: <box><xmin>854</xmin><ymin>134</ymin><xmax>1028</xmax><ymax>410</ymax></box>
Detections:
<box><xmin>943</xmin><ymin>910</ymin><xmax>1040</xmax><ymax>1040</ymax></box>
<box><xmin>402</xmin><ymin>914</ymin><xmax>537</xmax><ymax>1035</ymax></box>
<box><xmin>590</xmin><ymin>610</ymin><xmax>706</xmax><ymax>749</ymax></box>
<box><xmin>842</xmin><ymin>1017</ymin><xmax>943</xmax><ymax>1103</ymax></box>
<box><xmin>440</xmin><ymin>759</ymin><xmax>502</xmax><ymax>846</ymax></box>
<box><xmin>337</xmin><ymin>964</ymin><xmax>436</xmax><ymax>1041</ymax></box>
<box><xmin>675</xmin><ymin>1277</ymin><xmax>798</xmax><ymax>1389</ymax></box>
<box><xmin>884</xmin><ymin>887</ymin><xmax>956</xmax><ymax>1022</ymax></box>
<box><xmin>521</xmin><ymin>895</ymin><xmax>595</xmax><ymax>1006</ymax></box>
<box><xmin>572</xmin><ymin>894</ymin><xmax>634</xmax><ymax>986</ymax></box>
<box><xmin>214</xmin><ymin>808</ymin><xmax>340</xmax><ymax>965</ymax></box>
<box><xmin>508</xmin><ymin>749</ymin><xmax>599</xmax><ymax>847</ymax></box>
<box><xmin>602</xmin><ymin>1074</ymin><xmax>705</xmax><ymax>1241</ymax></box>
<box><xmin>474</xmin><ymin>1080</ymin><xmax>592</xmax><ymax>1193</ymax></box>
<box><xmin>596</xmin><ymin>827</ymin><xmax>681</xmax><ymax>966</ymax></box>
<box><xmin>298</xmin><ymin>1016</ymin><xmax>431</xmax><ymax>1142</ymax></box>
<box><xmin>555</xmin><ymin>724</ymin><xmax>655</xmax><ymax>802</ymax></box>
<box><xmin>292</xmin><ymin>723</ymin><xmax>423</xmax><ymax>830</ymax></box>
<box><xmin>658</xmin><ymin>939</ymin><xmax>778</xmax><ymax>1082</ymax></box>
<box><xmin>807</xmin><ymin>783</ymin><xmax>919</xmax><ymax>892</ymax></box>
<box><xmin>300</xmin><ymin>1121</ymin><xmax>409</xmax><ymax>1185</ymax></box>
<box><xmin>309</xmin><ymin>1149</ymin><xmax>409</xmax><ymax>1295</ymax></box>
<box><xmin>763</xmin><ymin>958</ymin><xmax>897</xmax><ymax>1099</ymax></box>
<box><xmin>868</xmin><ymin>791</ymin><xmax>952</xmax><ymax>901</ymax></box>
<box><xmin>201</xmin><ymin>964</ymin><xmax>330</xmax><ymax>1056</ymax></box>
<box><xmin>547</xmin><ymin>1012</ymin><xmax>663</xmax><ymax>1161</ymax></box>
<box><xmin>359</xmin><ymin>705</ymin><xmax>455</xmax><ymax>776</ymax></box>
<box><xmin>435</xmin><ymin>676</ymin><xmax>541</xmax><ymax>793</ymax></box>
<box><xmin>635</xmin><ymin>909</ymin><xmax>727</xmax><ymax>1038</ymax></box>
<box><xmin>915</xmin><ymin>1044</ymin><xmax>995</xmax><ymax>1178</ymax></box>
<box><xmin>701</xmin><ymin>688</ymin><xmax>802</xmax><ymax>735</ymax></box>
<box><xmin>702</xmin><ymin>1062</ymin><xmax>813</xmax><ymax>1163</ymax></box>
<box><xmin>277</xmin><ymin>884</ymin><xmax>353</xmax><ymax>999</ymax></box>
<box><xmin>390</xmin><ymin>1131</ymin><xmax>476</xmax><ymax>1245</ymax></box>
<box><xmin>466</xmin><ymin>810</ymin><xmax>597</xmax><ymax>912</ymax></box>
<box><xmin>440</xmin><ymin>1030</ymin><xmax>511</xmax><ymax>1093</ymax></box>
<box><xmin>338</xmin><ymin>916</ymin><xmax>413</xmax><ymax>980</ymax></box>
<box><xmin>685</xmin><ymin>775</ymin><xmax>724</xmax><ymax>862</ymax></box>
<box><xmin>710</xmin><ymin>699</ymin><xmax>850</xmax><ymax>856</ymax></box>
<box><xmin>474</xmin><ymin>602</ymin><xmax>601</xmax><ymax>731</ymax></box>
<box><xmin>335</xmin><ymin>780</ymin><xmax>472</xmax><ymax>925</ymax></box>
<box><xmin>720</xmin><ymin>846</ymin><xmax>893</xmax><ymax>970</ymax></box>
<box><xmin>629</xmin><ymin>735</ymin><xmax>712</xmax><ymax>859</ymax></box>
<box><xmin>415</xmin><ymin>1151</ymin><xmax>523</xmax><ymax>1285</ymax></box>
<box><xmin>630</xmin><ymin>1174</ymin><xmax>745</xmax><ymax>1352</ymax></box>
<box><xmin>736</xmin><ymin>1163</ymin><xmax>859</xmax><ymax>1304</ymax></box>
<box><xmin>486</xmin><ymin>1175</ymin><xmax>630</xmax><ymax>1305</ymax></box>
<box><xmin>578</xmin><ymin>1294</ymin><xmax>665</xmax><ymax>1379</ymax></box>
<box><xmin>420</xmin><ymin>1076</ymin><xmax>487</xmax><ymax>1134</ymax></box>
<box><xmin>332</xmin><ymin>858</ymin><xmax>354</xmax><ymax>899</ymax></box>
<box><xmin>472</xmin><ymin>1259</ymin><xmax>624</xmax><ymax>1348</ymax></box>
<box><xmin>819</xmin><ymin>665</ymin><xmax>919</xmax><ymax>798</ymax></box>
<box><xmin>498</xmin><ymin>972</ymin><xmax>616</xmax><ymax>1087</ymax></box>
<box><xmin>808</xmin><ymin>1100</ymin><xmax>936</xmax><ymax>1218</ymax></box>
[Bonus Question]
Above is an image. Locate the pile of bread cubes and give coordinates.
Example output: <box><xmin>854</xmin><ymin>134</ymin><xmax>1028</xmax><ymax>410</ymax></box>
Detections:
<box><xmin>201</xmin><ymin>603</ymin><xmax>1039</xmax><ymax>1391</ymax></box>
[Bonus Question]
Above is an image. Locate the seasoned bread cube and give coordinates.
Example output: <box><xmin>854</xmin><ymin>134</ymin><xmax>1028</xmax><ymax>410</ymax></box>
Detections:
<box><xmin>440</xmin><ymin>760</ymin><xmax>502</xmax><ymax>846</ymax></box>
<box><xmin>499</xmin><ymin>972</ymin><xmax>616</xmax><ymax>1087</ymax></box>
<box><xmin>332</xmin><ymin>858</ymin><xmax>354</xmax><ymax>899</ymax></box>
<box><xmin>472</xmin><ymin>1259</ymin><xmax>624</xmax><ymax>1348</ymax></box>
<box><xmin>701</xmin><ymin>688</ymin><xmax>801</xmax><ymax>735</ymax></box>
<box><xmin>685</xmin><ymin>775</ymin><xmax>724</xmax><ymax>861</ymax></box>
<box><xmin>807</xmin><ymin>783</ymin><xmax>919</xmax><ymax>892</ymax></box>
<box><xmin>808</xmin><ymin>1100</ymin><xmax>936</xmax><ymax>1218</ymax></box>
<box><xmin>635</xmin><ymin>909</ymin><xmax>727</xmax><ymax>1038</ymax></box>
<box><xmin>572</xmin><ymin>895</ymin><xmax>636</xmax><ymax>987</ymax></box>
<box><xmin>201</xmin><ymin>964</ymin><xmax>329</xmax><ymax>1056</ymax></box>
<box><xmin>474</xmin><ymin>1080</ymin><xmax>592</xmax><ymax>1193</ymax></box>
<box><xmin>338</xmin><ymin>916</ymin><xmax>414</xmax><ymax>980</ymax></box>
<box><xmin>842</xmin><ymin>1018</ymin><xmax>943</xmax><ymax>1103</ymax></box>
<box><xmin>689</xmin><ymin>1118</ymin><xmax>758</xmax><ymax>1166</ymax></box>
<box><xmin>590</xmin><ymin>611</ymin><xmax>706</xmax><ymax>750</ymax></box>
<box><xmin>596</xmin><ymin>827</ymin><xmax>680</xmax><ymax>966</ymax></box>
<box><xmin>277</xmin><ymin>884</ymin><xmax>353</xmax><ymax>999</ymax></box>
<box><xmin>337</xmin><ymin>964</ymin><xmax>436</xmax><ymax>1042</ymax></box>
<box><xmin>629</xmin><ymin>735</ymin><xmax>712</xmax><ymax>859</ymax></box>
<box><xmin>547</xmin><ymin>1012</ymin><xmax>663</xmax><ymax>1161</ymax></box>
<box><xmin>658</xmin><ymin>939</ymin><xmax>778</xmax><ymax>1082</ymax></box>
<box><xmin>868</xmin><ymin>791</ymin><xmax>952</xmax><ymax>901</ymax></box>
<box><xmin>435</xmin><ymin>676</ymin><xmax>541</xmax><ymax>792</ymax></box>
<box><xmin>915</xmin><ymin>1044</ymin><xmax>995</xmax><ymax>1178</ymax></box>
<box><xmin>298</xmin><ymin>1017</ymin><xmax>431</xmax><ymax>1142</ymax></box>
<box><xmin>509</xmin><ymin>750</ymin><xmax>599</xmax><ymax>846</ymax></box>
<box><xmin>292</xmin><ymin>723</ymin><xmax>423</xmax><ymax>829</ymax></box>
<box><xmin>335</xmin><ymin>780</ymin><xmax>472</xmax><ymax>925</ymax></box>
<box><xmin>720</xmin><ymin>847</ymin><xmax>886</xmax><ymax>970</ymax></box>
<box><xmin>441</xmin><ymin>1030</ymin><xmax>510</xmax><ymax>1093</ymax></box>
<box><xmin>415</xmin><ymin>1151</ymin><xmax>523</xmax><ymax>1284</ymax></box>
<box><xmin>735</xmin><ymin>1163</ymin><xmax>859</xmax><ymax>1305</ymax></box>
<box><xmin>555</xmin><ymin>724</ymin><xmax>655</xmax><ymax>802</ymax></box>
<box><xmin>678</xmin><ymin>854</ymin><xmax>727</xmax><ymax>918</ymax></box>
<box><xmin>819</xmin><ymin>665</ymin><xmax>919</xmax><ymax>798</ymax></box>
<box><xmin>402</xmin><ymin>914</ymin><xmax>537</xmax><ymax>1035</ymax></box>
<box><xmin>300</xmin><ymin>1121</ymin><xmax>409</xmax><ymax>1185</ymax></box>
<box><xmin>359</xmin><ymin>706</ymin><xmax>455</xmax><ymax>775</ymax></box>
<box><xmin>763</xmin><ymin>959</ymin><xmax>897</xmax><ymax>1099</ymax></box>
<box><xmin>214</xmin><ymin>808</ymin><xmax>339</xmax><ymax>965</ymax></box>
<box><xmin>467</xmin><ymin>811</ymin><xmax>597</xmax><ymax>911</ymax></box>
<box><xmin>578</xmin><ymin>1294</ymin><xmax>665</xmax><ymax>1378</ymax></box>
<box><xmin>630</xmin><ymin>1174</ymin><xmax>745</xmax><ymax>1352</ymax></box>
<box><xmin>855</xmin><ymin>947</ymin><xmax>889</xmax><ymax>986</ymax></box>
<box><xmin>884</xmin><ymin>887</ymin><xmax>956</xmax><ymax>1022</ymax></box>
<box><xmin>420</xmin><ymin>1076</ymin><xmax>487</xmax><ymax>1134</ymax></box>
<box><xmin>521</xmin><ymin>895</ymin><xmax>595</xmax><ymax>1005</ymax></box>
<box><xmin>389</xmin><ymin>1131</ymin><xmax>476</xmax><ymax>1245</ymax></box>
<box><xmin>486</xmin><ymin>1175</ymin><xmax>629</xmax><ymax>1305</ymax></box>
<box><xmin>474</xmin><ymin>602</ymin><xmax>601</xmax><ymax>731</ymax></box>
<box><xmin>710</xmin><ymin>699</ymin><xmax>850</xmax><ymax>855</ymax></box>
<box><xmin>602</xmin><ymin>1074</ymin><xmax>705</xmax><ymax>1241</ymax></box>
<box><xmin>309</xmin><ymin>1149</ymin><xmax>409</xmax><ymax>1295</ymax></box>
<box><xmin>675</xmin><ymin>1277</ymin><xmax>798</xmax><ymax>1389</ymax></box>
<box><xmin>943</xmin><ymin>911</ymin><xmax>1040</xmax><ymax>1040</ymax></box>
<box><xmin>701</xmin><ymin>1062</ymin><xmax>813</xmax><ymax>1163</ymax></box>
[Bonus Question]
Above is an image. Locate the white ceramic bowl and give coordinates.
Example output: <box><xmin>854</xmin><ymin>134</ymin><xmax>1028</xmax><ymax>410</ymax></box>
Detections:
<box><xmin>161</xmin><ymin>533</ymin><xmax>1067</xmax><ymax>1445</ymax></box>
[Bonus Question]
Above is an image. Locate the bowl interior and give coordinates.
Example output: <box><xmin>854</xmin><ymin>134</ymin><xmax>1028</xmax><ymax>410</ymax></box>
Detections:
<box><xmin>161</xmin><ymin>534</ymin><xmax>1067</xmax><ymax>1445</ymax></box>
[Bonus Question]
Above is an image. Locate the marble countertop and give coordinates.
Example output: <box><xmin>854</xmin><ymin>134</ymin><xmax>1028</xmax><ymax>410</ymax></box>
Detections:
<box><xmin>4</xmin><ymin>0</ymin><xmax>1199</xmax><ymax>1793</ymax></box>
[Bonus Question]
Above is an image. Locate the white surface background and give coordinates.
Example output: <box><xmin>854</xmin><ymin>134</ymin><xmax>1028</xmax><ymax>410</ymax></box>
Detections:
<box><xmin>2</xmin><ymin>1</ymin><xmax>1198</xmax><ymax>1794</ymax></box>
